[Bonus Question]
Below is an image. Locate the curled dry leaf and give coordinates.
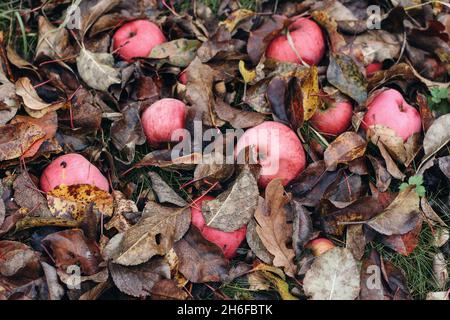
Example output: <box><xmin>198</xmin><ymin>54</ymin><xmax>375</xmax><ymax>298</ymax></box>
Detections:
<box><xmin>109</xmin><ymin>257</ymin><xmax>170</xmax><ymax>298</ymax></box>
<box><xmin>13</xmin><ymin>172</ymin><xmax>52</xmax><ymax>218</ymax></box>
<box><xmin>15</xmin><ymin>77</ymin><xmax>66</xmax><ymax>118</ymax></box>
<box><xmin>368</xmin><ymin>155</ymin><xmax>391</xmax><ymax>192</ymax></box>
<box><xmin>246</xmin><ymin>217</ymin><xmax>274</xmax><ymax>265</ymax></box>
<box><xmin>202</xmin><ymin>168</ymin><xmax>258</xmax><ymax>232</ymax></box>
<box><xmin>304</xmin><ymin>247</ymin><xmax>360</xmax><ymax>300</ymax></box>
<box><xmin>324</xmin><ymin>132</ymin><xmax>367</xmax><ymax>171</ymax></box>
<box><xmin>254</xmin><ymin>179</ymin><xmax>296</xmax><ymax>277</ymax></box>
<box><xmin>290</xmin><ymin>200</ymin><xmax>313</xmax><ymax>258</ymax></box>
<box><xmin>0</xmin><ymin>241</ymin><xmax>41</xmax><ymax>278</ymax></box>
<box><xmin>76</xmin><ymin>48</ymin><xmax>120</xmax><ymax>92</ymax></box>
<box><xmin>42</xmin><ymin>229</ymin><xmax>102</xmax><ymax>276</ymax></box>
<box><xmin>47</xmin><ymin>184</ymin><xmax>113</xmax><ymax>221</ymax></box>
<box><xmin>114</xmin><ymin>202</ymin><xmax>190</xmax><ymax>266</ymax></box>
<box><xmin>423</xmin><ymin>114</ymin><xmax>450</xmax><ymax>159</ymax></box>
<box><xmin>367</xmin><ymin>186</ymin><xmax>422</xmax><ymax>236</ymax></box>
<box><xmin>78</xmin><ymin>0</ymin><xmax>121</xmax><ymax>38</ymax></box>
<box><xmin>35</xmin><ymin>16</ymin><xmax>72</xmax><ymax>61</ymax></box>
<box><xmin>173</xmin><ymin>227</ymin><xmax>230</xmax><ymax>283</ymax></box>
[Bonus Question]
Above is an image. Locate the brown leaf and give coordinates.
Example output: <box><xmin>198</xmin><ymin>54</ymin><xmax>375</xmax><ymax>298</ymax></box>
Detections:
<box><xmin>202</xmin><ymin>168</ymin><xmax>258</xmax><ymax>232</ymax></box>
<box><xmin>0</xmin><ymin>122</ymin><xmax>45</xmax><ymax>161</ymax></box>
<box><xmin>324</xmin><ymin>132</ymin><xmax>367</xmax><ymax>171</ymax></box>
<box><xmin>35</xmin><ymin>16</ymin><xmax>73</xmax><ymax>61</ymax></box>
<box><xmin>148</xmin><ymin>172</ymin><xmax>187</xmax><ymax>207</ymax></box>
<box><xmin>13</xmin><ymin>172</ymin><xmax>52</xmax><ymax>217</ymax></box>
<box><xmin>381</xmin><ymin>217</ymin><xmax>422</xmax><ymax>256</ymax></box>
<box><xmin>150</xmin><ymin>39</ymin><xmax>201</xmax><ymax>67</ymax></box>
<box><xmin>246</xmin><ymin>217</ymin><xmax>274</xmax><ymax>265</ymax></box>
<box><xmin>109</xmin><ymin>258</ymin><xmax>170</xmax><ymax>298</ymax></box>
<box><xmin>359</xmin><ymin>250</ymin><xmax>391</xmax><ymax>300</ymax></box>
<box><xmin>423</xmin><ymin>114</ymin><xmax>450</xmax><ymax>159</ymax></box>
<box><xmin>300</xmin><ymin>66</ymin><xmax>320</xmax><ymax>121</ymax></box>
<box><xmin>42</xmin><ymin>229</ymin><xmax>102</xmax><ymax>276</ymax></box>
<box><xmin>151</xmin><ymin>279</ymin><xmax>189</xmax><ymax>300</ymax></box>
<box><xmin>114</xmin><ymin>202</ymin><xmax>190</xmax><ymax>266</ymax></box>
<box><xmin>247</xmin><ymin>15</ymin><xmax>290</xmax><ymax>65</ymax></box>
<box><xmin>290</xmin><ymin>200</ymin><xmax>313</xmax><ymax>257</ymax></box>
<box><xmin>367</xmin><ymin>186</ymin><xmax>422</xmax><ymax>236</ymax></box>
<box><xmin>78</xmin><ymin>0</ymin><xmax>121</xmax><ymax>38</ymax></box>
<box><xmin>0</xmin><ymin>241</ymin><xmax>41</xmax><ymax>279</ymax></box>
<box><xmin>0</xmin><ymin>75</ymin><xmax>19</xmax><ymax>125</ymax></box>
<box><xmin>193</xmin><ymin>152</ymin><xmax>235</xmax><ymax>186</ymax></box>
<box><xmin>173</xmin><ymin>227</ymin><xmax>229</xmax><ymax>283</ymax></box>
<box><xmin>215</xmin><ymin>98</ymin><xmax>265</xmax><ymax>129</ymax></box>
<box><xmin>15</xmin><ymin>77</ymin><xmax>66</xmax><ymax>118</ymax></box>
<box><xmin>47</xmin><ymin>184</ymin><xmax>113</xmax><ymax>221</ymax></box>
<box><xmin>368</xmin><ymin>155</ymin><xmax>392</xmax><ymax>192</ymax></box>
<box><xmin>254</xmin><ymin>179</ymin><xmax>296</xmax><ymax>277</ymax></box>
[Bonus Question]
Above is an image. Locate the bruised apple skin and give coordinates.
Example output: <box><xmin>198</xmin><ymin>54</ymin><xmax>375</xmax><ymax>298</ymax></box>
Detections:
<box><xmin>191</xmin><ymin>196</ymin><xmax>247</xmax><ymax>259</ymax></box>
<box><xmin>113</xmin><ymin>20</ymin><xmax>166</xmax><ymax>62</ymax></box>
<box><xmin>40</xmin><ymin>153</ymin><xmax>109</xmax><ymax>193</ymax></box>
<box><xmin>235</xmin><ymin>121</ymin><xmax>306</xmax><ymax>188</ymax></box>
<box><xmin>306</xmin><ymin>238</ymin><xmax>335</xmax><ymax>256</ymax></box>
<box><xmin>266</xmin><ymin>17</ymin><xmax>326</xmax><ymax>65</ymax></box>
<box><xmin>362</xmin><ymin>89</ymin><xmax>422</xmax><ymax>142</ymax></box>
<box><xmin>141</xmin><ymin>98</ymin><xmax>187</xmax><ymax>146</ymax></box>
<box><xmin>309</xmin><ymin>93</ymin><xmax>353</xmax><ymax>136</ymax></box>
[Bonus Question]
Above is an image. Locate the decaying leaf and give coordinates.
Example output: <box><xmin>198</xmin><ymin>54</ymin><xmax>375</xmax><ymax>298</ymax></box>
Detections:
<box><xmin>423</xmin><ymin>114</ymin><xmax>450</xmax><ymax>159</ymax></box>
<box><xmin>368</xmin><ymin>186</ymin><xmax>422</xmax><ymax>236</ymax></box>
<box><xmin>76</xmin><ymin>48</ymin><xmax>120</xmax><ymax>92</ymax></box>
<box><xmin>148</xmin><ymin>172</ymin><xmax>187</xmax><ymax>207</ymax></box>
<box><xmin>173</xmin><ymin>227</ymin><xmax>229</xmax><ymax>283</ymax></box>
<box><xmin>0</xmin><ymin>122</ymin><xmax>45</xmax><ymax>161</ymax></box>
<box><xmin>150</xmin><ymin>39</ymin><xmax>201</xmax><ymax>67</ymax></box>
<box><xmin>114</xmin><ymin>202</ymin><xmax>190</xmax><ymax>266</ymax></box>
<box><xmin>13</xmin><ymin>172</ymin><xmax>52</xmax><ymax>217</ymax></box>
<box><xmin>304</xmin><ymin>247</ymin><xmax>360</xmax><ymax>300</ymax></box>
<box><xmin>324</xmin><ymin>132</ymin><xmax>367</xmax><ymax>171</ymax></box>
<box><xmin>202</xmin><ymin>168</ymin><xmax>258</xmax><ymax>232</ymax></box>
<box><xmin>47</xmin><ymin>184</ymin><xmax>113</xmax><ymax>220</ymax></box>
<box><xmin>254</xmin><ymin>179</ymin><xmax>296</xmax><ymax>277</ymax></box>
<box><xmin>215</xmin><ymin>98</ymin><xmax>265</xmax><ymax>129</ymax></box>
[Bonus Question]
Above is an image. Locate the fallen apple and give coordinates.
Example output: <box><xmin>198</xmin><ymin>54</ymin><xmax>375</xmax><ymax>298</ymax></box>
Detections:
<box><xmin>309</xmin><ymin>92</ymin><xmax>353</xmax><ymax>136</ymax></box>
<box><xmin>235</xmin><ymin>121</ymin><xmax>306</xmax><ymax>188</ymax></box>
<box><xmin>266</xmin><ymin>17</ymin><xmax>326</xmax><ymax>65</ymax></box>
<box><xmin>178</xmin><ymin>70</ymin><xmax>188</xmax><ymax>85</ymax></box>
<box><xmin>362</xmin><ymin>88</ymin><xmax>421</xmax><ymax>141</ymax></box>
<box><xmin>113</xmin><ymin>20</ymin><xmax>166</xmax><ymax>62</ymax></box>
<box><xmin>141</xmin><ymin>98</ymin><xmax>187</xmax><ymax>146</ymax></box>
<box><xmin>40</xmin><ymin>153</ymin><xmax>109</xmax><ymax>193</ymax></box>
<box><xmin>191</xmin><ymin>195</ymin><xmax>247</xmax><ymax>259</ymax></box>
<box><xmin>306</xmin><ymin>238</ymin><xmax>335</xmax><ymax>256</ymax></box>
<box><xmin>365</xmin><ymin>62</ymin><xmax>383</xmax><ymax>77</ymax></box>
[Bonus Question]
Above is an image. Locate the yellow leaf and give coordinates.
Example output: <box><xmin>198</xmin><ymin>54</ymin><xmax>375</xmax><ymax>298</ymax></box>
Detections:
<box><xmin>301</xmin><ymin>66</ymin><xmax>320</xmax><ymax>121</ymax></box>
<box><xmin>47</xmin><ymin>184</ymin><xmax>113</xmax><ymax>221</ymax></box>
<box><xmin>220</xmin><ymin>9</ymin><xmax>254</xmax><ymax>33</ymax></box>
<box><xmin>239</xmin><ymin>60</ymin><xmax>256</xmax><ymax>84</ymax></box>
<box><xmin>261</xmin><ymin>271</ymin><xmax>299</xmax><ymax>300</ymax></box>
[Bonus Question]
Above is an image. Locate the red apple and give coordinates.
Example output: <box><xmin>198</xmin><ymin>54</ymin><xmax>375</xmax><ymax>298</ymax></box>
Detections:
<box><xmin>191</xmin><ymin>196</ymin><xmax>247</xmax><ymax>259</ymax></box>
<box><xmin>365</xmin><ymin>62</ymin><xmax>383</xmax><ymax>77</ymax></box>
<box><xmin>141</xmin><ymin>98</ymin><xmax>187</xmax><ymax>146</ymax></box>
<box><xmin>178</xmin><ymin>70</ymin><xmax>188</xmax><ymax>85</ymax></box>
<box><xmin>362</xmin><ymin>89</ymin><xmax>421</xmax><ymax>141</ymax></box>
<box><xmin>310</xmin><ymin>93</ymin><xmax>353</xmax><ymax>136</ymax></box>
<box><xmin>40</xmin><ymin>153</ymin><xmax>109</xmax><ymax>193</ymax></box>
<box><xmin>113</xmin><ymin>20</ymin><xmax>166</xmax><ymax>62</ymax></box>
<box><xmin>266</xmin><ymin>17</ymin><xmax>325</xmax><ymax>65</ymax></box>
<box><xmin>306</xmin><ymin>238</ymin><xmax>335</xmax><ymax>256</ymax></box>
<box><xmin>235</xmin><ymin>121</ymin><xmax>306</xmax><ymax>188</ymax></box>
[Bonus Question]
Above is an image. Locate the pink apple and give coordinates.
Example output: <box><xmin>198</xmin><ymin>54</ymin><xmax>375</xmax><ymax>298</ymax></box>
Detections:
<box><xmin>40</xmin><ymin>153</ymin><xmax>109</xmax><ymax>193</ymax></box>
<box><xmin>191</xmin><ymin>196</ymin><xmax>247</xmax><ymax>259</ymax></box>
<box><xmin>362</xmin><ymin>89</ymin><xmax>421</xmax><ymax>141</ymax></box>
<box><xmin>306</xmin><ymin>238</ymin><xmax>335</xmax><ymax>256</ymax></box>
<box><xmin>113</xmin><ymin>20</ymin><xmax>166</xmax><ymax>62</ymax></box>
<box><xmin>366</xmin><ymin>62</ymin><xmax>383</xmax><ymax>77</ymax></box>
<box><xmin>141</xmin><ymin>98</ymin><xmax>187</xmax><ymax>146</ymax></box>
<box><xmin>235</xmin><ymin>121</ymin><xmax>306</xmax><ymax>188</ymax></box>
<box><xmin>310</xmin><ymin>93</ymin><xmax>353</xmax><ymax>136</ymax></box>
<box><xmin>266</xmin><ymin>17</ymin><xmax>326</xmax><ymax>65</ymax></box>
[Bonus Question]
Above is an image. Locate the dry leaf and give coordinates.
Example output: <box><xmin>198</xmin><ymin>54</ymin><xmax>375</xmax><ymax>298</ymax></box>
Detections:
<box><xmin>202</xmin><ymin>168</ymin><xmax>258</xmax><ymax>232</ymax></box>
<box><xmin>254</xmin><ymin>179</ymin><xmax>296</xmax><ymax>277</ymax></box>
<box><xmin>304</xmin><ymin>247</ymin><xmax>360</xmax><ymax>300</ymax></box>
<box><xmin>324</xmin><ymin>132</ymin><xmax>367</xmax><ymax>171</ymax></box>
<box><xmin>423</xmin><ymin>114</ymin><xmax>450</xmax><ymax>158</ymax></box>
<box><xmin>148</xmin><ymin>172</ymin><xmax>187</xmax><ymax>207</ymax></box>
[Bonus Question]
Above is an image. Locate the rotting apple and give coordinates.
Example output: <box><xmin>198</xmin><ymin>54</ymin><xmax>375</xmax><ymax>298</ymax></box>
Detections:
<box><xmin>113</xmin><ymin>20</ymin><xmax>166</xmax><ymax>62</ymax></box>
<box><xmin>365</xmin><ymin>62</ymin><xmax>383</xmax><ymax>77</ymax></box>
<box><xmin>191</xmin><ymin>195</ymin><xmax>247</xmax><ymax>259</ymax></box>
<box><xmin>40</xmin><ymin>153</ymin><xmax>109</xmax><ymax>193</ymax></box>
<box><xmin>235</xmin><ymin>121</ymin><xmax>306</xmax><ymax>188</ymax></box>
<box><xmin>306</xmin><ymin>238</ymin><xmax>335</xmax><ymax>256</ymax></box>
<box><xmin>309</xmin><ymin>92</ymin><xmax>353</xmax><ymax>136</ymax></box>
<box><xmin>266</xmin><ymin>17</ymin><xmax>326</xmax><ymax>65</ymax></box>
<box><xmin>141</xmin><ymin>98</ymin><xmax>187</xmax><ymax>146</ymax></box>
<box><xmin>362</xmin><ymin>88</ymin><xmax>421</xmax><ymax>142</ymax></box>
